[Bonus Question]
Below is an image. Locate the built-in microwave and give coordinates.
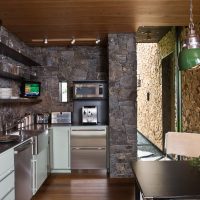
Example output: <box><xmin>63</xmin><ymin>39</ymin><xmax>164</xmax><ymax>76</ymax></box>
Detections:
<box><xmin>73</xmin><ymin>81</ymin><xmax>107</xmax><ymax>99</ymax></box>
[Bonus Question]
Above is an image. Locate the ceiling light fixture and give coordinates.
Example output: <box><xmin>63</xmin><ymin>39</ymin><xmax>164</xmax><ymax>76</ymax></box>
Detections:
<box><xmin>32</xmin><ymin>37</ymin><xmax>98</xmax><ymax>44</ymax></box>
<box><xmin>71</xmin><ymin>37</ymin><xmax>75</xmax><ymax>45</ymax></box>
<box><xmin>178</xmin><ymin>0</ymin><xmax>200</xmax><ymax>70</ymax></box>
<box><xmin>95</xmin><ymin>38</ymin><xmax>101</xmax><ymax>44</ymax></box>
<box><xmin>43</xmin><ymin>38</ymin><xmax>48</xmax><ymax>44</ymax></box>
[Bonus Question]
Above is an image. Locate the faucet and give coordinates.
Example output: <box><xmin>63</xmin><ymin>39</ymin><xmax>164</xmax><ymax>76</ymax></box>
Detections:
<box><xmin>17</xmin><ymin>118</ymin><xmax>25</xmax><ymax>131</ymax></box>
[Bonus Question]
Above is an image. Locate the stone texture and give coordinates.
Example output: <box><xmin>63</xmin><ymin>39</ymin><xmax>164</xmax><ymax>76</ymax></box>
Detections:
<box><xmin>182</xmin><ymin>69</ymin><xmax>200</xmax><ymax>132</ymax></box>
<box><xmin>31</xmin><ymin>46</ymin><xmax>108</xmax><ymax>113</ymax></box>
<box><xmin>108</xmin><ymin>33</ymin><xmax>137</xmax><ymax>177</ymax></box>
<box><xmin>0</xmin><ymin>26</ymin><xmax>108</xmax><ymax>131</ymax></box>
<box><xmin>137</xmin><ymin>28</ymin><xmax>176</xmax><ymax>150</ymax></box>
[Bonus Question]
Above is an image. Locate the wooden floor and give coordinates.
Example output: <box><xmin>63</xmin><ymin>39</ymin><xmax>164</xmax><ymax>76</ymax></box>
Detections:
<box><xmin>32</xmin><ymin>171</ymin><xmax>135</xmax><ymax>200</ymax></box>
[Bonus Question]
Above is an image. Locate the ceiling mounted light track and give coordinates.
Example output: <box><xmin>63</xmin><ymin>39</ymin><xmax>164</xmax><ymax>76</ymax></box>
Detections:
<box><xmin>178</xmin><ymin>0</ymin><xmax>200</xmax><ymax>71</ymax></box>
<box><xmin>32</xmin><ymin>37</ymin><xmax>101</xmax><ymax>45</ymax></box>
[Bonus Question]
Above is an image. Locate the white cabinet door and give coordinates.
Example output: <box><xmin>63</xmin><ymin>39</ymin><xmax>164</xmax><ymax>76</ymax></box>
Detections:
<box><xmin>0</xmin><ymin>149</ymin><xmax>15</xmax><ymax>200</ymax></box>
<box><xmin>50</xmin><ymin>126</ymin><xmax>71</xmax><ymax>173</ymax></box>
<box><xmin>32</xmin><ymin>148</ymin><xmax>48</xmax><ymax>195</ymax></box>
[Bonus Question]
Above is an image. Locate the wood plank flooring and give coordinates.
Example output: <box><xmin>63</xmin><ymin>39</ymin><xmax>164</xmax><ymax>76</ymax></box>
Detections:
<box><xmin>32</xmin><ymin>171</ymin><xmax>135</xmax><ymax>200</ymax></box>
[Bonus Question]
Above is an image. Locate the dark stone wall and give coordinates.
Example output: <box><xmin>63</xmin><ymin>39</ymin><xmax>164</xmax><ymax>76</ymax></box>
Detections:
<box><xmin>108</xmin><ymin>33</ymin><xmax>137</xmax><ymax>177</ymax></box>
<box><xmin>32</xmin><ymin>46</ymin><xmax>108</xmax><ymax>113</ymax></box>
<box><xmin>0</xmin><ymin>26</ymin><xmax>108</xmax><ymax>130</ymax></box>
<box><xmin>0</xmin><ymin>26</ymin><xmax>39</xmax><ymax>131</ymax></box>
<box><xmin>0</xmin><ymin>27</ymin><xmax>137</xmax><ymax>178</ymax></box>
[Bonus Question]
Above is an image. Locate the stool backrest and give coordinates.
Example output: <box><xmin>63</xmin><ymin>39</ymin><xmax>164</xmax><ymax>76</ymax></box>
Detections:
<box><xmin>165</xmin><ymin>132</ymin><xmax>200</xmax><ymax>158</ymax></box>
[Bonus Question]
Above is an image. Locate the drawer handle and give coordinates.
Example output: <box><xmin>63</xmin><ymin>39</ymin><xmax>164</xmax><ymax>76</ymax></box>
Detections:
<box><xmin>0</xmin><ymin>169</ymin><xmax>14</xmax><ymax>182</ymax></box>
<box><xmin>72</xmin><ymin>147</ymin><xmax>106</xmax><ymax>150</ymax></box>
<box><xmin>32</xmin><ymin>159</ymin><xmax>37</xmax><ymax>194</ymax></box>
<box><xmin>72</xmin><ymin>129</ymin><xmax>105</xmax><ymax>131</ymax></box>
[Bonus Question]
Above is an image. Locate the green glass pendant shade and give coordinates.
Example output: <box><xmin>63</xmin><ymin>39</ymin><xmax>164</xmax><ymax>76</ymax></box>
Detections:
<box><xmin>179</xmin><ymin>48</ymin><xmax>200</xmax><ymax>70</ymax></box>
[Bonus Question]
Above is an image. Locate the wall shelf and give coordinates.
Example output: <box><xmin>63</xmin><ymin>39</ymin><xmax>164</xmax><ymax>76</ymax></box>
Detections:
<box><xmin>0</xmin><ymin>70</ymin><xmax>24</xmax><ymax>81</ymax></box>
<box><xmin>0</xmin><ymin>98</ymin><xmax>42</xmax><ymax>104</ymax></box>
<box><xmin>0</xmin><ymin>70</ymin><xmax>37</xmax><ymax>82</ymax></box>
<box><xmin>0</xmin><ymin>42</ymin><xmax>41</xmax><ymax>66</ymax></box>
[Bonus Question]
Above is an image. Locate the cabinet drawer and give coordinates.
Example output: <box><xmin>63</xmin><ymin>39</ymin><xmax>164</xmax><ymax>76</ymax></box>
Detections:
<box><xmin>0</xmin><ymin>172</ymin><xmax>15</xmax><ymax>200</ymax></box>
<box><xmin>0</xmin><ymin>149</ymin><xmax>14</xmax><ymax>178</ymax></box>
<box><xmin>2</xmin><ymin>188</ymin><xmax>15</xmax><ymax>200</ymax></box>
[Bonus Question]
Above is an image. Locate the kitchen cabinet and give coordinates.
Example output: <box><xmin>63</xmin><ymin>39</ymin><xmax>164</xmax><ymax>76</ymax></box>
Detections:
<box><xmin>0</xmin><ymin>148</ymin><xmax>15</xmax><ymax>200</ymax></box>
<box><xmin>50</xmin><ymin>126</ymin><xmax>71</xmax><ymax>173</ymax></box>
<box><xmin>71</xmin><ymin>126</ymin><xmax>108</xmax><ymax>170</ymax></box>
<box><xmin>32</xmin><ymin>130</ymin><xmax>49</xmax><ymax>195</ymax></box>
<box><xmin>32</xmin><ymin>148</ymin><xmax>48</xmax><ymax>195</ymax></box>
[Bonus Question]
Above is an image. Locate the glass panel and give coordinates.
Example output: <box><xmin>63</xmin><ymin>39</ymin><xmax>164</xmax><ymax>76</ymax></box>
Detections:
<box><xmin>76</xmin><ymin>87</ymin><xmax>96</xmax><ymax>95</ymax></box>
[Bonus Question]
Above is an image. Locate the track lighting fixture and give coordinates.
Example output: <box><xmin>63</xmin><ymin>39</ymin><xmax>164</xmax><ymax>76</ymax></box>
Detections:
<box><xmin>95</xmin><ymin>38</ymin><xmax>101</xmax><ymax>44</ymax></box>
<box><xmin>44</xmin><ymin>38</ymin><xmax>48</xmax><ymax>44</ymax></box>
<box><xmin>32</xmin><ymin>37</ymin><xmax>101</xmax><ymax>45</ymax></box>
<box><xmin>71</xmin><ymin>38</ymin><xmax>75</xmax><ymax>45</ymax></box>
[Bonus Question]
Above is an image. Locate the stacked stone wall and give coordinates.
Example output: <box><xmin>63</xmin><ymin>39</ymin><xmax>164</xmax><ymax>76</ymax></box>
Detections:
<box><xmin>108</xmin><ymin>33</ymin><xmax>137</xmax><ymax>177</ymax></box>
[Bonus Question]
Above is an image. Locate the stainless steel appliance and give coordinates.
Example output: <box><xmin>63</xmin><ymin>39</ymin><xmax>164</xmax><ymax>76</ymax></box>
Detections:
<box><xmin>73</xmin><ymin>81</ymin><xmax>107</xmax><ymax>99</ymax></box>
<box><xmin>14</xmin><ymin>140</ymin><xmax>33</xmax><ymax>200</ymax></box>
<box><xmin>82</xmin><ymin>106</ymin><xmax>97</xmax><ymax>124</ymax></box>
<box><xmin>51</xmin><ymin>112</ymin><xmax>71</xmax><ymax>124</ymax></box>
<box><xmin>35</xmin><ymin>113</ymin><xmax>50</xmax><ymax>124</ymax></box>
<box><xmin>71</xmin><ymin>126</ymin><xmax>107</xmax><ymax>169</ymax></box>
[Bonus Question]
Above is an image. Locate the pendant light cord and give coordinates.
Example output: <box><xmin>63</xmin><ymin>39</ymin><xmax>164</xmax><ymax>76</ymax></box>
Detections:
<box><xmin>189</xmin><ymin>0</ymin><xmax>194</xmax><ymax>30</ymax></box>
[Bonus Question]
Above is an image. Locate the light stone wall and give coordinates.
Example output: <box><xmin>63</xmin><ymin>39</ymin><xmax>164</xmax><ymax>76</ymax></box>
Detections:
<box><xmin>137</xmin><ymin>29</ymin><xmax>176</xmax><ymax>150</ymax></box>
<box><xmin>181</xmin><ymin>24</ymin><xmax>200</xmax><ymax>133</ymax></box>
<box><xmin>182</xmin><ymin>69</ymin><xmax>200</xmax><ymax>132</ymax></box>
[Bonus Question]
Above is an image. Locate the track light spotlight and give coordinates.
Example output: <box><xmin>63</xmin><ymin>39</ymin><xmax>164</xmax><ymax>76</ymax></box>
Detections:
<box><xmin>71</xmin><ymin>38</ymin><xmax>75</xmax><ymax>45</ymax></box>
<box><xmin>44</xmin><ymin>38</ymin><xmax>48</xmax><ymax>44</ymax></box>
<box><xmin>96</xmin><ymin>38</ymin><xmax>101</xmax><ymax>44</ymax></box>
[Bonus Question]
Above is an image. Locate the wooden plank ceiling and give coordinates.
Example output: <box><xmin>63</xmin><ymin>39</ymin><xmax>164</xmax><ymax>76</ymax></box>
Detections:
<box><xmin>0</xmin><ymin>0</ymin><xmax>199</xmax><ymax>46</ymax></box>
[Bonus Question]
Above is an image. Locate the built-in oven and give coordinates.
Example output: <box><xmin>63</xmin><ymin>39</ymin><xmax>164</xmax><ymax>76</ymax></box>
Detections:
<box><xmin>73</xmin><ymin>81</ymin><xmax>107</xmax><ymax>99</ymax></box>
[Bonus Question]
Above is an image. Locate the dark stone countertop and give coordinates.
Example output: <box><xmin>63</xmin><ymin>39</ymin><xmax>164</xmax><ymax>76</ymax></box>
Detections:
<box><xmin>0</xmin><ymin>123</ymin><xmax>107</xmax><ymax>154</ymax></box>
<box><xmin>0</xmin><ymin>124</ymin><xmax>49</xmax><ymax>154</ymax></box>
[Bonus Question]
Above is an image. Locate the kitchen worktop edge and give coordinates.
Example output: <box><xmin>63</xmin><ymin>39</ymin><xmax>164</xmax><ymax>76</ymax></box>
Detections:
<box><xmin>0</xmin><ymin>123</ymin><xmax>108</xmax><ymax>154</ymax></box>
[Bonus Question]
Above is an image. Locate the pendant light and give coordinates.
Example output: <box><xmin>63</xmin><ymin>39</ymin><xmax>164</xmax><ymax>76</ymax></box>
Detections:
<box><xmin>178</xmin><ymin>0</ymin><xmax>200</xmax><ymax>71</ymax></box>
